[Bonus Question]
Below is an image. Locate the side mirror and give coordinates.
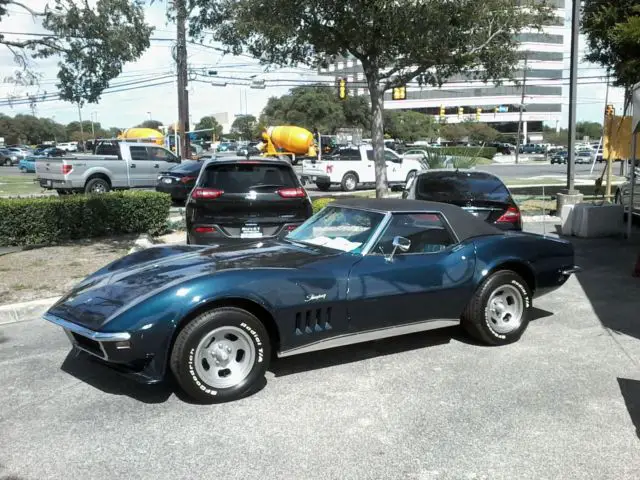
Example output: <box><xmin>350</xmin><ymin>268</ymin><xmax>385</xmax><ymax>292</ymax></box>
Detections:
<box><xmin>386</xmin><ymin>236</ymin><xmax>411</xmax><ymax>262</ymax></box>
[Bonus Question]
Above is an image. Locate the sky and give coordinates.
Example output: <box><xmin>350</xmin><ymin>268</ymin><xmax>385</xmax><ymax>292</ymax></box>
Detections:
<box><xmin>0</xmin><ymin>1</ymin><xmax>628</xmax><ymax>132</ymax></box>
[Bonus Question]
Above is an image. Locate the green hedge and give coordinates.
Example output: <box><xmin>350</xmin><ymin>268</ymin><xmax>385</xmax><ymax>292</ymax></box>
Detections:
<box><xmin>426</xmin><ymin>147</ymin><xmax>497</xmax><ymax>160</ymax></box>
<box><xmin>312</xmin><ymin>197</ymin><xmax>336</xmax><ymax>213</ymax></box>
<box><xmin>0</xmin><ymin>191</ymin><xmax>171</xmax><ymax>246</ymax></box>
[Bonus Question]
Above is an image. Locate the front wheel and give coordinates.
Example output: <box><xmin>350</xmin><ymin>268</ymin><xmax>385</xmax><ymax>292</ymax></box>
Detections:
<box><xmin>405</xmin><ymin>170</ymin><xmax>417</xmax><ymax>185</ymax></box>
<box><xmin>170</xmin><ymin>307</ymin><xmax>271</xmax><ymax>403</ymax></box>
<box><xmin>461</xmin><ymin>270</ymin><xmax>531</xmax><ymax>346</ymax></box>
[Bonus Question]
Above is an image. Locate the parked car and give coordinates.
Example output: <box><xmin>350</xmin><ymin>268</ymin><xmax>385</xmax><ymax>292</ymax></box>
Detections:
<box><xmin>402</xmin><ymin>149</ymin><xmax>429</xmax><ymax>161</ymax></box>
<box><xmin>576</xmin><ymin>150</ymin><xmax>593</xmax><ymax>164</ymax></box>
<box><xmin>550</xmin><ymin>150</ymin><xmax>568</xmax><ymax>164</ymax></box>
<box><xmin>155</xmin><ymin>160</ymin><xmax>204</xmax><ymax>203</ymax></box>
<box><xmin>614</xmin><ymin>168</ymin><xmax>640</xmax><ymax>217</ymax></box>
<box><xmin>0</xmin><ymin>148</ymin><xmax>19</xmax><ymax>166</ymax></box>
<box><xmin>237</xmin><ymin>142</ymin><xmax>261</xmax><ymax>157</ymax></box>
<box><xmin>403</xmin><ymin>170</ymin><xmax>522</xmax><ymax>231</ymax></box>
<box><xmin>489</xmin><ymin>142</ymin><xmax>514</xmax><ymax>155</ymax></box>
<box><xmin>18</xmin><ymin>156</ymin><xmax>36</xmax><ymax>173</ymax></box>
<box><xmin>185</xmin><ymin>158</ymin><xmax>313</xmax><ymax>245</ymax></box>
<box><xmin>57</xmin><ymin>141</ymin><xmax>78</xmax><ymax>152</ymax></box>
<box><xmin>301</xmin><ymin>144</ymin><xmax>424</xmax><ymax>192</ymax></box>
<box><xmin>43</xmin><ymin>198</ymin><xmax>579</xmax><ymax>403</ymax></box>
<box><xmin>35</xmin><ymin>140</ymin><xmax>181</xmax><ymax>195</ymax></box>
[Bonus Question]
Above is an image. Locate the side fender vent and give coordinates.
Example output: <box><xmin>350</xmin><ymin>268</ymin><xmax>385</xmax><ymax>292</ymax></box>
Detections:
<box><xmin>295</xmin><ymin>307</ymin><xmax>332</xmax><ymax>335</ymax></box>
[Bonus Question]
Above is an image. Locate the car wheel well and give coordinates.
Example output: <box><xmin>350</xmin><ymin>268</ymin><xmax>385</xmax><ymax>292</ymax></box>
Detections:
<box><xmin>489</xmin><ymin>261</ymin><xmax>535</xmax><ymax>294</ymax></box>
<box><xmin>171</xmin><ymin>297</ymin><xmax>281</xmax><ymax>355</ymax></box>
<box><xmin>343</xmin><ymin>171</ymin><xmax>359</xmax><ymax>182</ymax></box>
<box><xmin>85</xmin><ymin>173</ymin><xmax>111</xmax><ymax>187</ymax></box>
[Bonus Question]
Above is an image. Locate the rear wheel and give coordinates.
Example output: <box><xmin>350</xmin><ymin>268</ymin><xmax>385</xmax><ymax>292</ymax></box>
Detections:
<box><xmin>170</xmin><ymin>307</ymin><xmax>271</xmax><ymax>403</ymax></box>
<box><xmin>341</xmin><ymin>172</ymin><xmax>358</xmax><ymax>192</ymax></box>
<box><xmin>462</xmin><ymin>270</ymin><xmax>531</xmax><ymax>346</ymax></box>
<box><xmin>405</xmin><ymin>170</ymin><xmax>417</xmax><ymax>184</ymax></box>
<box><xmin>315</xmin><ymin>181</ymin><xmax>331</xmax><ymax>191</ymax></box>
<box><xmin>85</xmin><ymin>177</ymin><xmax>110</xmax><ymax>194</ymax></box>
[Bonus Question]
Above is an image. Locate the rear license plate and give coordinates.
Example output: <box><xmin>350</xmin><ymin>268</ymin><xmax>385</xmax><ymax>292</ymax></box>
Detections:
<box><xmin>162</xmin><ymin>178</ymin><xmax>172</xmax><ymax>184</ymax></box>
<box><xmin>240</xmin><ymin>225</ymin><xmax>262</xmax><ymax>238</ymax></box>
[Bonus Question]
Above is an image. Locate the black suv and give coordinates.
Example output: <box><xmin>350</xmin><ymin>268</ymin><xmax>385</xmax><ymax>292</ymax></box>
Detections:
<box><xmin>403</xmin><ymin>170</ymin><xmax>522</xmax><ymax>231</ymax></box>
<box><xmin>185</xmin><ymin>159</ymin><xmax>313</xmax><ymax>245</ymax></box>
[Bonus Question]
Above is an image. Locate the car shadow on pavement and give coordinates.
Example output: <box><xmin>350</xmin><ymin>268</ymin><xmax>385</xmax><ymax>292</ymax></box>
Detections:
<box><xmin>271</xmin><ymin>308</ymin><xmax>553</xmax><ymax>378</ymax></box>
<box><xmin>60</xmin><ymin>350</ymin><xmax>173</xmax><ymax>404</ymax></box>
<box><xmin>618</xmin><ymin>377</ymin><xmax>640</xmax><ymax>440</ymax></box>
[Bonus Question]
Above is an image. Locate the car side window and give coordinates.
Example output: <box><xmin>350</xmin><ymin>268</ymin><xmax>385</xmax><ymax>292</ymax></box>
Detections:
<box><xmin>337</xmin><ymin>148</ymin><xmax>361</xmax><ymax>161</ymax></box>
<box><xmin>129</xmin><ymin>146</ymin><xmax>149</xmax><ymax>161</ymax></box>
<box><xmin>372</xmin><ymin>213</ymin><xmax>455</xmax><ymax>255</ymax></box>
<box><xmin>146</xmin><ymin>146</ymin><xmax>177</xmax><ymax>162</ymax></box>
<box><xmin>384</xmin><ymin>151</ymin><xmax>401</xmax><ymax>162</ymax></box>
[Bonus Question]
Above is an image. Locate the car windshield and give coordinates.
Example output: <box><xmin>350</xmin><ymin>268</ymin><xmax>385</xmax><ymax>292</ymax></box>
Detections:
<box><xmin>286</xmin><ymin>206</ymin><xmax>385</xmax><ymax>253</ymax></box>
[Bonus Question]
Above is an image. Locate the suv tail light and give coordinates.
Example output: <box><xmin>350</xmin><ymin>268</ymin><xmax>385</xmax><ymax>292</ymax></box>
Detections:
<box><xmin>62</xmin><ymin>164</ymin><xmax>72</xmax><ymax>175</ymax></box>
<box><xmin>496</xmin><ymin>206</ymin><xmax>521</xmax><ymax>224</ymax></box>
<box><xmin>180</xmin><ymin>176</ymin><xmax>196</xmax><ymax>184</ymax></box>
<box><xmin>192</xmin><ymin>187</ymin><xmax>224</xmax><ymax>199</ymax></box>
<box><xmin>277</xmin><ymin>187</ymin><xmax>306</xmax><ymax>198</ymax></box>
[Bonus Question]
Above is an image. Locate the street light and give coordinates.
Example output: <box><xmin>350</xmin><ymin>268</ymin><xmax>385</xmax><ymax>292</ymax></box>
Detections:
<box><xmin>91</xmin><ymin>111</ymin><xmax>97</xmax><ymax>139</ymax></box>
<box><xmin>147</xmin><ymin>111</ymin><xmax>152</xmax><ymax>121</ymax></box>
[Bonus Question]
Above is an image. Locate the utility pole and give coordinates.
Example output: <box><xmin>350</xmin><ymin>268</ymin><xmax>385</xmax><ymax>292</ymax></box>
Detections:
<box><xmin>77</xmin><ymin>103</ymin><xmax>84</xmax><ymax>152</ymax></box>
<box><xmin>90</xmin><ymin>111</ymin><xmax>96</xmax><ymax>140</ymax></box>
<box><xmin>514</xmin><ymin>55</ymin><xmax>528</xmax><ymax>165</ymax></box>
<box><xmin>175</xmin><ymin>0</ymin><xmax>190</xmax><ymax>159</ymax></box>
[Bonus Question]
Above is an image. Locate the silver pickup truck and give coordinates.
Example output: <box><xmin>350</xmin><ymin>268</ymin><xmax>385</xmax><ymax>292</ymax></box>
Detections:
<box><xmin>36</xmin><ymin>140</ymin><xmax>181</xmax><ymax>194</ymax></box>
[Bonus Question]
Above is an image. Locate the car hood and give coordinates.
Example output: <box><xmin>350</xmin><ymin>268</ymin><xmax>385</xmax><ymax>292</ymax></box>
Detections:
<box><xmin>47</xmin><ymin>240</ymin><xmax>336</xmax><ymax>330</ymax></box>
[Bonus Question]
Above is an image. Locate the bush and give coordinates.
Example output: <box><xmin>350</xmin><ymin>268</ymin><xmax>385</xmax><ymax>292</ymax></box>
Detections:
<box><xmin>427</xmin><ymin>146</ymin><xmax>497</xmax><ymax>160</ymax></box>
<box><xmin>312</xmin><ymin>197</ymin><xmax>336</xmax><ymax>213</ymax></box>
<box><xmin>0</xmin><ymin>191</ymin><xmax>171</xmax><ymax>246</ymax></box>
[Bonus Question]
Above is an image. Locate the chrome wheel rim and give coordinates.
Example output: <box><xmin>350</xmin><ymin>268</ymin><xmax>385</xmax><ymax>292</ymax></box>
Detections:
<box><xmin>345</xmin><ymin>176</ymin><xmax>356</xmax><ymax>190</ymax></box>
<box><xmin>91</xmin><ymin>183</ymin><xmax>107</xmax><ymax>193</ymax></box>
<box><xmin>486</xmin><ymin>284</ymin><xmax>524</xmax><ymax>335</ymax></box>
<box><xmin>194</xmin><ymin>326</ymin><xmax>256</xmax><ymax>389</ymax></box>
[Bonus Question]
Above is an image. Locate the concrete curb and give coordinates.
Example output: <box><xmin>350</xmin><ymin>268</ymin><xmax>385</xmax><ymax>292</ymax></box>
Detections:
<box><xmin>0</xmin><ymin>296</ymin><xmax>60</xmax><ymax>326</ymax></box>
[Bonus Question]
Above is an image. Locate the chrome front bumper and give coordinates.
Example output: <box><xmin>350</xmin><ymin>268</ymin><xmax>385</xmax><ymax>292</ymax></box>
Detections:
<box><xmin>44</xmin><ymin>313</ymin><xmax>131</xmax><ymax>360</ymax></box>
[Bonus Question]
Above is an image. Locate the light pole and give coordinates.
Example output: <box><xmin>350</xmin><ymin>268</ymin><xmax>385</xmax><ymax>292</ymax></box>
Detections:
<box><xmin>147</xmin><ymin>111</ymin><xmax>152</xmax><ymax>121</ymax></box>
<box><xmin>90</xmin><ymin>111</ymin><xmax>96</xmax><ymax>140</ymax></box>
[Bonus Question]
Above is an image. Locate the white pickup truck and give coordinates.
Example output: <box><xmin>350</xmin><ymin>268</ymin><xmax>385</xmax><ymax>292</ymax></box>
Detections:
<box><xmin>301</xmin><ymin>144</ymin><xmax>425</xmax><ymax>192</ymax></box>
<box><xmin>36</xmin><ymin>141</ymin><xmax>181</xmax><ymax>194</ymax></box>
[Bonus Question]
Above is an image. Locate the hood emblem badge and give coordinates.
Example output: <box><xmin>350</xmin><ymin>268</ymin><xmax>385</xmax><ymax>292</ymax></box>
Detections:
<box><xmin>305</xmin><ymin>293</ymin><xmax>327</xmax><ymax>302</ymax></box>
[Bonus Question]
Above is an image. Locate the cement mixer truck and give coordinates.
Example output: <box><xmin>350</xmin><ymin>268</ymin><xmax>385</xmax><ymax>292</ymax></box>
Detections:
<box><xmin>257</xmin><ymin>126</ymin><xmax>318</xmax><ymax>164</ymax></box>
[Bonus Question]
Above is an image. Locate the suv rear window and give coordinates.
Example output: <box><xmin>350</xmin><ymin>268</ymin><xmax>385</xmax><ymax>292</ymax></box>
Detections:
<box><xmin>415</xmin><ymin>172</ymin><xmax>511</xmax><ymax>203</ymax></box>
<box><xmin>202</xmin><ymin>163</ymin><xmax>298</xmax><ymax>193</ymax></box>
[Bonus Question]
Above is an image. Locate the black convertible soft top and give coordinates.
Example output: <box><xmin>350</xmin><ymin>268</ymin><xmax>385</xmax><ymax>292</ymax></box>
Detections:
<box><xmin>330</xmin><ymin>198</ymin><xmax>503</xmax><ymax>242</ymax></box>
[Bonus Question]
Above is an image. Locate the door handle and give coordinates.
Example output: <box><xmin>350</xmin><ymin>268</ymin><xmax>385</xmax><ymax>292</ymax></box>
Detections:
<box><xmin>130</xmin><ymin>164</ymin><xmax>136</xmax><ymax>168</ymax></box>
<box><xmin>154</xmin><ymin>163</ymin><xmax>160</xmax><ymax>168</ymax></box>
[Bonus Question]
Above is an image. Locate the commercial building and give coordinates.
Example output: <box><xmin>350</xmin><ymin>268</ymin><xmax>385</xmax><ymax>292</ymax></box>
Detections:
<box><xmin>317</xmin><ymin>1</ymin><xmax>569</xmax><ymax>142</ymax></box>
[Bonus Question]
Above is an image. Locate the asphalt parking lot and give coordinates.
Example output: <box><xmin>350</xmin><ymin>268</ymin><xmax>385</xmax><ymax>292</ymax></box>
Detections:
<box><xmin>1</xmin><ymin>223</ymin><xmax>640</xmax><ymax>479</ymax></box>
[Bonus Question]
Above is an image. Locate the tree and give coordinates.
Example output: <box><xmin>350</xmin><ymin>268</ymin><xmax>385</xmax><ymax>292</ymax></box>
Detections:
<box><xmin>440</xmin><ymin>123</ymin><xmax>470</xmax><ymax>143</ymax></box>
<box><xmin>259</xmin><ymin>86</ymin><xmax>369</xmax><ymax>133</ymax></box>
<box><xmin>582</xmin><ymin>1</ymin><xmax>640</xmax><ymax>109</ymax></box>
<box><xmin>137</xmin><ymin>120</ymin><xmax>165</xmax><ymax>130</ymax></box>
<box><xmin>195</xmin><ymin>116</ymin><xmax>224</xmax><ymax>140</ymax></box>
<box><xmin>191</xmin><ymin>0</ymin><xmax>551</xmax><ymax>197</ymax></box>
<box><xmin>465</xmin><ymin>123</ymin><xmax>500</xmax><ymax>144</ymax></box>
<box><xmin>576</xmin><ymin>121</ymin><xmax>602</xmax><ymax>140</ymax></box>
<box><xmin>0</xmin><ymin>0</ymin><xmax>153</xmax><ymax>106</ymax></box>
<box><xmin>231</xmin><ymin>114</ymin><xmax>258</xmax><ymax>139</ymax></box>
<box><xmin>384</xmin><ymin>110</ymin><xmax>436</xmax><ymax>142</ymax></box>
<box><xmin>542</xmin><ymin>126</ymin><xmax>568</xmax><ymax>146</ymax></box>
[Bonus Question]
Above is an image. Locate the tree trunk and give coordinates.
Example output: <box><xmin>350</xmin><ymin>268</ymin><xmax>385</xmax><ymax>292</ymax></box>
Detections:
<box><xmin>363</xmin><ymin>65</ymin><xmax>388</xmax><ymax>198</ymax></box>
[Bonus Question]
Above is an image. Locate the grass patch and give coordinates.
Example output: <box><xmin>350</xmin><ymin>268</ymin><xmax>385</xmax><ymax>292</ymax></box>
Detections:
<box><xmin>0</xmin><ymin>175</ymin><xmax>45</xmax><ymax>196</ymax></box>
<box><xmin>505</xmin><ymin>177</ymin><xmax>565</xmax><ymax>187</ymax></box>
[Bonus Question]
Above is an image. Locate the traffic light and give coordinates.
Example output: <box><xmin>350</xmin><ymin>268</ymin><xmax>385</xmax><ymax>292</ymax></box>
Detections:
<box><xmin>439</xmin><ymin>105</ymin><xmax>445</xmax><ymax>119</ymax></box>
<box><xmin>458</xmin><ymin>107</ymin><xmax>464</xmax><ymax>117</ymax></box>
<box><xmin>392</xmin><ymin>85</ymin><xmax>406</xmax><ymax>100</ymax></box>
<box><xmin>605</xmin><ymin>104</ymin><xmax>615</xmax><ymax>117</ymax></box>
<box><xmin>476</xmin><ymin>108</ymin><xmax>482</xmax><ymax>121</ymax></box>
<box><xmin>338</xmin><ymin>78</ymin><xmax>347</xmax><ymax>100</ymax></box>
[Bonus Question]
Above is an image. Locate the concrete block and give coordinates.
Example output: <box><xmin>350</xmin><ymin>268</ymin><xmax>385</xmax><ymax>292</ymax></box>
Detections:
<box><xmin>556</xmin><ymin>191</ymin><xmax>584</xmax><ymax>214</ymax></box>
<box><xmin>560</xmin><ymin>204</ymin><xmax>575</xmax><ymax>235</ymax></box>
<box><xmin>571</xmin><ymin>203</ymin><xmax>624</xmax><ymax>238</ymax></box>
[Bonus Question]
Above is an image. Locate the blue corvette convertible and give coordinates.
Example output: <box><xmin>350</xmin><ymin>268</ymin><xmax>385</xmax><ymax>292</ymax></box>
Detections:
<box><xmin>44</xmin><ymin>199</ymin><xmax>579</xmax><ymax>403</ymax></box>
